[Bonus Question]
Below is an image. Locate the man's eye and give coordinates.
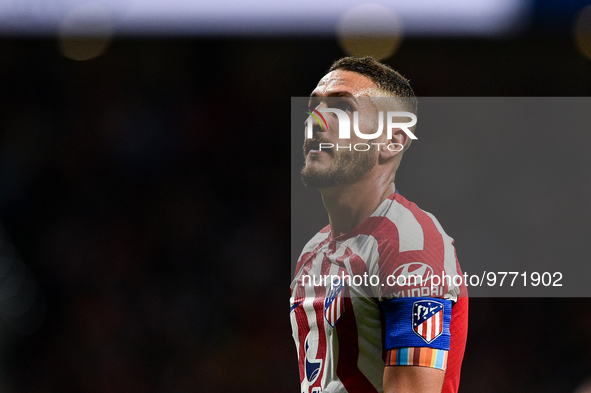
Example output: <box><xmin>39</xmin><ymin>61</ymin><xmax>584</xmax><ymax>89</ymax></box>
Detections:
<box><xmin>337</xmin><ymin>102</ymin><xmax>352</xmax><ymax>112</ymax></box>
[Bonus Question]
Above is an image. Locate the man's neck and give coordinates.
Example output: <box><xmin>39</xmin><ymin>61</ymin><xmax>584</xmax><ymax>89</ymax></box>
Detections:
<box><xmin>320</xmin><ymin>172</ymin><xmax>396</xmax><ymax>238</ymax></box>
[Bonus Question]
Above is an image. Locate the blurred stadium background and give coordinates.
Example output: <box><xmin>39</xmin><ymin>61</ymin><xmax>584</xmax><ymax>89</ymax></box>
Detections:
<box><xmin>1</xmin><ymin>0</ymin><xmax>591</xmax><ymax>391</ymax></box>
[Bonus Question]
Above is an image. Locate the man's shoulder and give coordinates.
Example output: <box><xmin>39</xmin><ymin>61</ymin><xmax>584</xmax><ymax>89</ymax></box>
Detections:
<box><xmin>293</xmin><ymin>225</ymin><xmax>331</xmax><ymax>274</ymax></box>
<box><xmin>348</xmin><ymin>192</ymin><xmax>456</xmax><ymax>267</ymax></box>
<box><xmin>383</xmin><ymin>192</ymin><xmax>451</xmax><ymax>239</ymax></box>
<box><xmin>388</xmin><ymin>192</ymin><xmax>428</xmax><ymax>218</ymax></box>
<box><xmin>305</xmin><ymin>224</ymin><xmax>331</xmax><ymax>248</ymax></box>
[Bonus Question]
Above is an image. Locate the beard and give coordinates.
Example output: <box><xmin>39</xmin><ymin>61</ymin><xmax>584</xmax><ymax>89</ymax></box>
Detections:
<box><xmin>301</xmin><ymin>143</ymin><xmax>377</xmax><ymax>189</ymax></box>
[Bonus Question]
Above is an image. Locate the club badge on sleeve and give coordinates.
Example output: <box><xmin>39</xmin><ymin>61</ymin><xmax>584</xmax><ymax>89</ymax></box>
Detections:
<box><xmin>412</xmin><ymin>300</ymin><xmax>444</xmax><ymax>343</ymax></box>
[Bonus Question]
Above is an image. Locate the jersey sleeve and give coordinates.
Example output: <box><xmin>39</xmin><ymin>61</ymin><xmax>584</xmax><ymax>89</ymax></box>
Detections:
<box><xmin>366</xmin><ymin>194</ymin><xmax>466</xmax><ymax>301</ymax></box>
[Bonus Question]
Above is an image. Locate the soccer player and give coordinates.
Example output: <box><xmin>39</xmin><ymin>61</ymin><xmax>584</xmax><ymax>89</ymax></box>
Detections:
<box><xmin>290</xmin><ymin>57</ymin><xmax>468</xmax><ymax>393</ymax></box>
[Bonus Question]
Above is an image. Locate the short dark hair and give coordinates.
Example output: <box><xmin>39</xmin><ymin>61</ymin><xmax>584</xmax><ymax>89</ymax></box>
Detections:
<box><xmin>328</xmin><ymin>56</ymin><xmax>417</xmax><ymax>113</ymax></box>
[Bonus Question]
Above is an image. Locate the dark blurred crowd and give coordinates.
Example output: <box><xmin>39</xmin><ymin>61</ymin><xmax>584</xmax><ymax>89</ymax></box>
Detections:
<box><xmin>0</xmin><ymin>40</ymin><xmax>294</xmax><ymax>392</ymax></box>
<box><xmin>1</xmin><ymin>37</ymin><xmax>591</xmax><ymax>393</ymax></box>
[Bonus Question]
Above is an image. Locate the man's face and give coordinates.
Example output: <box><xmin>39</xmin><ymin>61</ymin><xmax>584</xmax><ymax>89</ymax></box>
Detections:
<box><xmin>301</xmin><ymin>70</ymin><xmax>383</xmax><ymax>189</ymax></box>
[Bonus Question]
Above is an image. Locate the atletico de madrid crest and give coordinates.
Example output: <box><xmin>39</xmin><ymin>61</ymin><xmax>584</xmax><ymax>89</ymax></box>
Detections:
<box><xmin>324</xmin><ymin>280</ymin><xmax>345</xmax><ymax>327</ymax></box>
<box><xmin>412</xmin><ymin>300</ymin><xmax>444</xmax><ymax>343</ymax></box>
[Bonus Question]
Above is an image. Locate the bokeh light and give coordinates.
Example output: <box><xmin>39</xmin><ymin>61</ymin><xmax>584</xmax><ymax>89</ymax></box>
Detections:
<box><xmin>58</xmin><ymin>2</ymin><xmax>114</xmax><ymax>61</ymax></box>
<box><xmin>336</xmin><ymin>3</ymin><xmax>404</xmax><ymax>61</ymax></box>
<box><xmin>0</xmin><ymin>225</ymin><xmax>46</xmax><ymax>336</ymax></box>
<box><xmin>574</xmin><ymin>5</ymin><xmax>591</xmax><ymax>60</ymax></box>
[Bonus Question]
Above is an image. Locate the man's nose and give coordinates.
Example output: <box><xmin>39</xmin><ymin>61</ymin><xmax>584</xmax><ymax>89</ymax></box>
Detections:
<box><xmin>304</xmin><ymin>106</ymin><xmax>329</xmax><ymax>135</ymax></box>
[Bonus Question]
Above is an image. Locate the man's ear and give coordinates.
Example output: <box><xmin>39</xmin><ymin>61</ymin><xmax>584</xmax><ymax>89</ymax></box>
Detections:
<box><xmin>378</xmin><ymin>128</ymin><xmax>409</xmax><ymax>161</ymax></box>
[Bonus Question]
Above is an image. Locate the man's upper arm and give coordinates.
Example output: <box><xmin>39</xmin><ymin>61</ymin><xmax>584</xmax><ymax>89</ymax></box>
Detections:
<box><xmin>380</xmin><ymin>296</ymin><xmax>452</xmax><ymax>392</ymax></box>
<box><xmin>384</xmin><ymin>365</ymin><xmax>444</xmax><ymax>393</ymax></box>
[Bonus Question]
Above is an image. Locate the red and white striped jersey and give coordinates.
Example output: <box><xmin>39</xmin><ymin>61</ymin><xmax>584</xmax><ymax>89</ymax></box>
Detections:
<box><xmin>290</xmin><ymin>192</ymin><xmax>468</xmax><ymax>393</ymax></box>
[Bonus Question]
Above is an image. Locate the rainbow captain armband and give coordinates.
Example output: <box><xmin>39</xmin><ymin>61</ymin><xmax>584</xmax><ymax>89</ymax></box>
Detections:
<box><xmin>385</xmin><ymin>347</ymin><xmax>448</xmax><ymax>370</ymax></box>
<box><xmin>380</xmin><ymin>297</ymin><xmax>452</xmax><ymax>370</ymax></box>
